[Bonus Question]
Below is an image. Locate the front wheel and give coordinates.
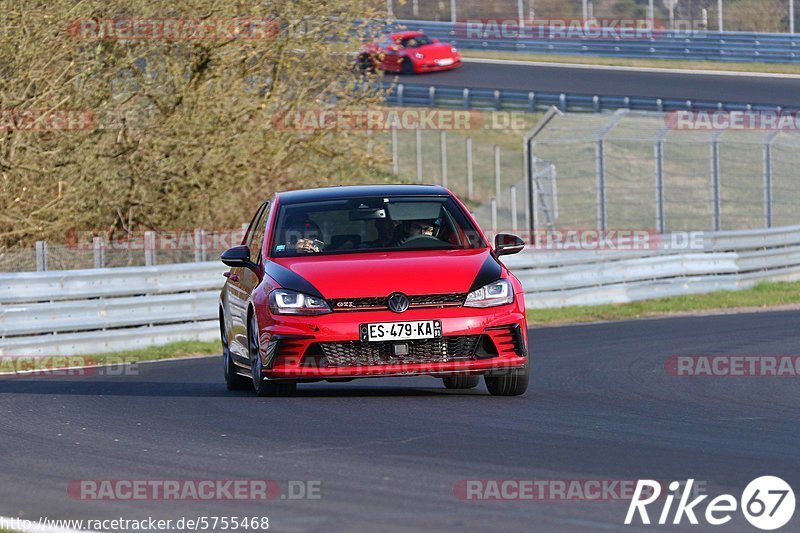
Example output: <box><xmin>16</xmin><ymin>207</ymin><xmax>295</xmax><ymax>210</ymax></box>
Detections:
<box><xmin>249</xmin><ymin>313</ymin><xmax>296</xmax><ymax>397</ymax></box>
<box><xmin>400</xmin><ymin>59</ymin><xmax>415</xmax><ymax>75</ymax></box>
<box><xmin>485</xmin><ymin>363</ymin><xmax>529</xmax><ymax>396</ymax></box>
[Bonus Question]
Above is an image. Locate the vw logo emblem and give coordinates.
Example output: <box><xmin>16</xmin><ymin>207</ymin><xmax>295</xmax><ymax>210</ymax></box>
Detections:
<box><xmin>387</xmin><ymin>292</ymin><xmax>410</xmax><ymax>314</ymax></box>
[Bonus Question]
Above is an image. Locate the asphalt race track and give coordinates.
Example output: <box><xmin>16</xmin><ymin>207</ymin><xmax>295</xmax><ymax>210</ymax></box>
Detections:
<box><xmin>387</xmin><ymin>59</ymin><xmax>800</xmax><ymax>109</ymax></box>
<box><xmin>1</xmin><ymin>311</ymin><xmax>799</xmax><ymax>532</ymax></box>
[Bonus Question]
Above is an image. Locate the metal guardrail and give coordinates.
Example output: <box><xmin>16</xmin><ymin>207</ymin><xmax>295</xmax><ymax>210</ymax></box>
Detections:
<box><xmin>3</xmin><ymin>225</ymin><xmax>800</xmax><ymax>355</ymax></box>
<box><xmin>398</xmin><ymin>20</ymin><xmax>800</xmax><ymax>64</ymax></box>
<box><xmin>0</xmin><ymin>263</ymin><xmax>226</xmax><ymax>356</ymax></box>
<box><xmin>503</xmin><ymin>224</ymin><xmax>800</xmax><ymax>308</ymax></box>
<box><xmin>384</xmin><ymin>82</ymin><xmax>789</xmax><ymax>114</ymax></box>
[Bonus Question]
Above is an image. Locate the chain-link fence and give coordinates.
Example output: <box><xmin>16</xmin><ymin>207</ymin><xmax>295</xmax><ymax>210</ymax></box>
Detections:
<box><xmin>388</xmin><ymin>0</ymin><xmax>795</xmax><ymax>33</ymax></box>
<box><xmin>528</xmin><ymin>109</ymin><xmax>800</xmax><ymax>233</ymax></box>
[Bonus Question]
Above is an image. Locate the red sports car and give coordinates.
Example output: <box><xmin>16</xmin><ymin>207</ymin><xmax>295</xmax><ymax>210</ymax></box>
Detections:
<box><xmin>358</xmin><ymin>31</ymin><xmax>462</xmax><ymax>75</ymax></box>
<box><xmin>219</xmin><ymin>185</ymin><xmax>528</xmax><ymax>396</ymax></box>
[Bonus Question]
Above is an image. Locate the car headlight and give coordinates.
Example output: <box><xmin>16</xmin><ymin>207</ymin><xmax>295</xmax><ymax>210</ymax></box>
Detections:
<box><xmin>464</xmin><ymin>279</ymin><xmax>513</xmax><ymax>308</ymax></box>
<box><xmin>414</xmin><ymin>52</ymin><xmax>425</xmax><ymax>59</ymax></box>
<box><xmin>269</xmin><ymin>289</ymin><xmax>331</xmax><ymax>315</ymax></box>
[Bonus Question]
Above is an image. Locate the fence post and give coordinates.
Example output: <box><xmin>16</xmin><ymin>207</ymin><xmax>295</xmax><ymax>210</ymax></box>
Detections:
<box><xmin>415</xmin><ymin>127</ymin><xmax>423</xmax><ymax>182</ymax></box>
<box><xmin>466</xmin><ymin>137</ymin><xmax>474</xmax><ymax>200</ymax></box>
<box><xmin>397</xmin><ymin>84</ymin><xmax>404</xmax><ymax>107</ymax></box>
<box><xmin>391</xmin><ymin>124</ymin><xmax>399</xmax><ymax>175</ymax></box>
<box><xmin>494</xmin><ymin>145</ymin><xmax>501</xmax><ymax>207</ymax></box>
<box><xmin>711</xmin><ymin>133</ymin><xmax>721</xmax><ymax>231</ymax></box>
<box><xmin>450</xmin><ymin>0</ymin><xmax>457</xmax><ymax>23</ymax></box>
<box><xmin>387</xmin><ymin>0</ymin><xmax>393</xmax><ymax>18</ymax></box>
<box><xmin>93</xmin><ymin>236</ymin><xmax>105</xmax><ymax>269</ymax></box>
<box><xmin>35</xmin><ymin>241</ymin><xmax>48</xmax><ymax>272</ymax></box>
<box><xmin>428</xmin><ymin>86</ymin><xmax>436</xmax><ymax>107</ymax></box>
<box><xmin>462</xmin><ymin>88</ymin><xmax>470</xmax><ymax>109</ymax></box>
<box><xmin>144</xmin><ymin>231</ymin><xmax>156</xmax><ymax>266</ymax></box>
<box><xmin>595</xmin><ymin>139</ymin><xmax>607</xmax><ymax>232</ymax></box>
<box><xmin>511</xmin><ymin>186</ymin><xmax>518</xmax><ymax>232</ymax></box>
<box><xmin>440</xmin><ymin>131</ymin><xmax>448</xmax><ymax>188</ymax></box>
<box><xmin>654</xmin><ymin>140</ymin><xmax>666</xmax><ymax>234</ymax></box>
<box><xmin>764</xmin><ymin>132</ymin><xmax>778</xmax><ymax>228</ymax></box>
<box><xmin>194</xmin><ymin>229</ymin><xmax>207</xmax><ymax>263</ymax></box>
<box><xmin>491</xmin><ymin>198</ymin><xmax>498</xmax><ymax>235</ymax></box>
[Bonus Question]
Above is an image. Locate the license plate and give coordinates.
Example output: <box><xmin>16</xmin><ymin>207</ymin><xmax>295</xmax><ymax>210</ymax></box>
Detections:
<box><xmin>360</xmin><ymin>320</ymin><xmax>442</xmax><ymax>342</ymax></box>
<box><xmin>437</xmin><ymin>58</ymin><xmax>454</xmax><ymax>66</ymax></box>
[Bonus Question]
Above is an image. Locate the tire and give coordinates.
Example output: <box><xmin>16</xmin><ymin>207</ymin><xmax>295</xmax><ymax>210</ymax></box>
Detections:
<box><xmin>442</xmin><ymin>375</ymin><xmax>480</xmax><ymax>389</ymax></box>
<box><xmin>222</xmin><ymin>310</ymin><xmax>250</xmax><ymax>391</ymax></box>
<box><xmin>248</xmin><ymin>313</ymin><xmax>297</xmax><ymax>397</ymax></box>
<box><xmin>400</xmin><ymin>59</ymin><xmax>415</xmax><ymax>75</ymax></box>
<box><xmin>485</xmin><ymin>363</ymin><xmax>529</xmax><ymax>396</ymax></box>
<box><xmin>356</xmin><ymin>54</ymin><xmax>375</xmax><ymax>74</ymax></box>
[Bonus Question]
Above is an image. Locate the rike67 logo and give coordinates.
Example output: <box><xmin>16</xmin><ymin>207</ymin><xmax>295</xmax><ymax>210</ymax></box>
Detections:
<box><xmin>626</xmin><ymin>477</ymin><xmax>795</xmax><ymax>530</ymax></box>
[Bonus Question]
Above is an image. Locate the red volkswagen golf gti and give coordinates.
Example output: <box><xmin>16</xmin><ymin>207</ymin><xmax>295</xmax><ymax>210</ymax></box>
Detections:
<box><xmin>219</xmin><ymin>185</ymin><xmax>529</xmax><ymax>396</ymax></box>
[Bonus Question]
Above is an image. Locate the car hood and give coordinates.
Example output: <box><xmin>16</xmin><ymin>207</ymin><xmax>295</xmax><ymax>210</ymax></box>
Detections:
<box><xmin>272</xmin><ymin>248</ymin><xmax>495</xmax><ymax>299</ymax></box>
<box><xmin>413</xmin><ymin>43</ymin><xmax>457</xmax><ymax>59</ymax></box>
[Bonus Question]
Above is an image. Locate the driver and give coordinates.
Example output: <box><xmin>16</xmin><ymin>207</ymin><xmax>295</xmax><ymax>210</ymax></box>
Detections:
<box><xmin>392</xmin><ymin>219</ymin><xmax>436</xmax><ymax>246</ymax></box>
<box><xmin>285</xmin><ymin>215</ymin><xmax>324</xmax><ymax>253</ymax></box>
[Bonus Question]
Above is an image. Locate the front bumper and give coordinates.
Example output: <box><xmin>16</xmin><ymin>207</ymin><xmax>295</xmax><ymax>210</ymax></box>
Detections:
<box><xmin>416</xmin><ymin>58</ymin><xmax>462</xmax><ymax>72</ymax></box>
<box><xmin>255</xmin><ymin>297</ymin><xmax>528</xmax><ymax>380</ymax></box>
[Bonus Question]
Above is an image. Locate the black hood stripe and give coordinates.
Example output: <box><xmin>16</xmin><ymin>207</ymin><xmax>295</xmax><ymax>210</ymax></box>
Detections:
<box><xmin>264</xmin><ymin>261</ymin><xmax>324</xmax><ymax>299</ymax></box>
<box><xmin>469</xmin><ymin>254</ymin><xmax>503</xmax><ymax>293</ymax></box>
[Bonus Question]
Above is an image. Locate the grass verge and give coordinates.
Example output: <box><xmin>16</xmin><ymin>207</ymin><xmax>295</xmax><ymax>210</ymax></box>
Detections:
<box><xmin>465</xmin><ymin>50</ymin><xmax>800</xmax><ymax>75</ymax></box>
<box><xmin>527</xmin><ymin>281</ymin><xmax>800</xmax><ymax>326</ymax></box>
<box><xmin>83</xmin><ymin>340</ymin><xmax>220</xmax><ymax>365</ymax></box>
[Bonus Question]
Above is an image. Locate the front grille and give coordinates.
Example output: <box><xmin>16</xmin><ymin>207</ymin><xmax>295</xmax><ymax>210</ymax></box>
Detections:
<box><xmin>316</xmin><ymin>335</ymin><xmax>482</xmax><ymax>367</ymax></box>
<box><xmin>330</xmin><ymin>293</ymin><xmax>466</xmax><ymax>312</ymax></box>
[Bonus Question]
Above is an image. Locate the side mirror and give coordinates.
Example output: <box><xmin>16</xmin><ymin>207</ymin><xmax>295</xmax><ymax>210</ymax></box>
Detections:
<box><xmin>495</xmin><ymin>234</ymin><xmax>525</xmax><ymax>256</ymax></box>
<box><xmin>221</xmin><ymin>245</ymin><xmax>258</xmax><ymax>271</ymax></box>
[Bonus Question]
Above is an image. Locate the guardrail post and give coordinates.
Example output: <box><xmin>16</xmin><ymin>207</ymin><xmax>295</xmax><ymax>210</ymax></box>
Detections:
<box><xmin>144</xmin><ymin>231</ymin><xmax>156</xmax><ymax>266</ymax></box>
<box><xmin>494</xmin><ymin>90</ymin><xmax>502</xmax><ymax>110</ymax></box>
<box><xmin>623</xmin><ymin>96</ymin><xmax>631</xmax><ymax>109</ymax></box>
<box><xmin>559</xmin><ymin>93</ymin><xmax>567</xmax><ymax>111</ymax></box>
<box><xmin>494</xmin><ymin>145</ymin><xmax>501</xmax><ymax>207</ymax></box>
<box><xmin>466</xmin><ymin>137</ymin><xmax>474</xmax><ymax>200</ymax></box>
<box><xmin>35</xmin><ymin>241</ymin><xmax>48</xmax><ymax>272</ymax></box>
<box><xmin>391</xmin><ymin>124</ymin><xmax>399</xmax><ymax>175</ymax></box>
<box><xmin>397</xmin><ymin>84</ymin><xmax>404</xmax><ymax>107</ymax></box>
<box><xmin>440</xmin><ymin>131</ymin><xmax>448</xmax><ymax>188</ymax></box>
<box><xmin>654</xmin><ymin>140</ymin><xmax>666</xmax><ymax>234</ymax></box>
<box><xmin>656</xmin><ymin>99</ymin><xmax>663</xmax><ymax>112</ymax></box>
<box><xmin>428</xmin><ymin>86</ymin><xmax>436</xmax><ymax>107</ymax></box>
<box><xmin>511</xmin><ymin>186</ymin><xmax>518</xmax><ymax>232</ymax></box>
<box><xmin>593</xmin><ymin>96</ymin><xmax>600</xmax><ymax>112</ymax></box>
<box><xmin>528</xmin><ymin>92</ymin><xmax>536</xmax><ymax>113</ymax></box>
<box><xmin>93</xmin><ymin>236</ymin><xmax>105</xmax><ymax>269</ymax></box>
<box><xmin>711</xmin><ymin>133</ymin><xmax>722</xmax><ymax>231</ymax></box>
<box><xmin>415</xmin><ymin>127</ymin><xmax>423</xmax><ymax>182</ymax></box>
<box><xmin>595</xmin><ymin>139</ymin><xmax>607</xmax><ymax>232</ymax></box>
<box><xmin>462</xmin><ymin>88</ymin><xmax>470</xmax><ymax>109</ymax></box>
<box><xmin>194</xmin><ymin>229</ymin><xmax>207</xmax><ymax>263</ymax></box>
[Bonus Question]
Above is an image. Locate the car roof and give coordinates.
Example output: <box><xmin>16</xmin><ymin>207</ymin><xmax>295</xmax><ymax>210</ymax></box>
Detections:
<box><xmin>276</xmin><ymin>184</ymin><xmax>450</xmax><ymax>205</ymax></box>
<box><xmin>390</xmin><ymin>31</ymin><xmax>425</xmax><ymax>40</ymax></box>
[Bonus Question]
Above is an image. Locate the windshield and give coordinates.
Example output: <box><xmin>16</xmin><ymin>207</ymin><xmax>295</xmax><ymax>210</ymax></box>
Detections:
<box><xmin>271</xmin><ymin>196</ymin><xmax>485</xmax><ymax>257</ymax></box>
<box><xmin>400</xmin><ymin>35</ymin><xmax>434</xmax><ymax>48</ymax></box>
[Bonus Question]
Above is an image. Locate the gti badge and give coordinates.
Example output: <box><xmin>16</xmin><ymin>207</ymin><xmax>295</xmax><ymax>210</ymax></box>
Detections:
<box><xmin>387</xmin><ymin>292</ymin><xmax>410</xmax><ymax>313</ymax></box>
